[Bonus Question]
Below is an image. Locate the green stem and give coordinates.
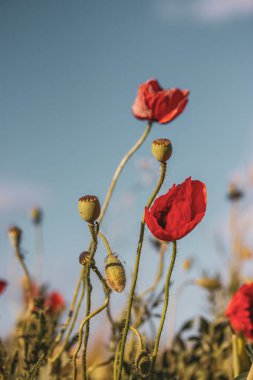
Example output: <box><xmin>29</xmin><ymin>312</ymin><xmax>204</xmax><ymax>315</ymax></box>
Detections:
<box><xmin>130</xmin><ymin>326</ymin><xmax>143</xmax><ymax>350</ymax></box>
<box><xmin>72</xmin><ymin>273</ymin><xmax>110</xmax><ymax>380</ymax></box>
<box><xmin>15</xmin><ymin>247</ymin><xmax>33</xmax><ymax>309</ymax></box>
<box><xmin>98</xmin><ymin>122</ymin><xmax>152</xmax><ymax>224</ymax></box>
<box><xmin>116</xmin><ymin>162</ymin><xmax>167</xmax><ymax>380</ymax></box>
<box><xmin>50</xmin><ymin>271</ymin><xmax>86</xmax><ymax>363</ymax></box>
<box><xmin>151</xmin><ymin>241</ymin><xmax>177</xmax><ymax>372</ymax></box>
<box><xmin>82</xmin><ymin>267</ymin><xmax>92</xmax><ymax>380</ymax></box>
<box><xmin>98</xmin><ymin>231</ymin><xmax>113</xmax><ymax>256</ymax></box>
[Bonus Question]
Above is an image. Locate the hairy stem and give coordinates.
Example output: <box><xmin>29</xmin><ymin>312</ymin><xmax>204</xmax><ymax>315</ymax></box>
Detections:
<box><xmin>151</xmin><ymin>241</ymin><xmax>177</xmax><ymax>371</ymax></box>
<box><xmin>116</xmin><ymin>162</ymin><xmax>167</xmax><ymax>380</ymax></box>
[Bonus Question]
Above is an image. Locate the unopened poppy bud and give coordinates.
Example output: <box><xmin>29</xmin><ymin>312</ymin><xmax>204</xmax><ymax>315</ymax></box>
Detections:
<box><xmin>105</xmin><ymin>254</ymin><xmax>126</xmax><ymax>293</ymax></box>
<box><xmin>30</xmin><ymin>207</ymin><xmax>43</xmax><ymax>225</ymax></box>
<box><xmin>151</xmin><ymin>138</ymin><xmax>172</xmax><ymax>163</ymax></box>
<box><xmin>195</xmin><ymin>277</ymin><xmax>221</xmax><ymax>291</ymax></box>
<box><xmin>8</xmin><ymin>226</ymin><xmax>22</xmax><ymax>248</ymax></box>
<box><xmin>79</xmin><ymin>251</ymin><xmax>95</xmax><ymax>267</ymax></box>
<box><xmin>135</xmin><ymin>351</ymin><xmax>151</xmax><ymax>378</ymax></box>
<box><xmin>78</xmin><ymin>195</ymin><xmax>101</xmax><ymax>223</ymax></box>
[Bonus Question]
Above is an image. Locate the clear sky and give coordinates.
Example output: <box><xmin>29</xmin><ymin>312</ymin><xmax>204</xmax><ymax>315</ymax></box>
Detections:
<box><xmin>1</xmin><ymin>0</ymin><xmax>253</xmax><ymax>336</ymax></box>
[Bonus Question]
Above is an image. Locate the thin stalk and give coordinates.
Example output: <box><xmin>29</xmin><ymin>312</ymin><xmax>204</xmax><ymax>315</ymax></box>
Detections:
<box><xmin>50</xmin><ymin>272</ymin><xmax>86</xmax><ymax>363</ymax></box>
<box><xmin>116</xmin><ymin>162</ymin><xmax>167</xmax><ymax>380</ymax></box>
<box><xmin>50</xmin><ymin>267</ymin><xmax>84</xmax><ymax>357</ymax></box>
<box><xmin>15</xmin><ymin>247</ymin><xmax>33</xmax><ymax>309</ymax></box>
<box><xmin>98</xmin><ymin>231</ymin><xmax>113</xmax><ymax>256</ymax></box>
<box><xmin>151</xmin><ymin>241</ymin><xmax>177</xmax><ymax>371</ymax></box>
<box><xmin>98</xmin><ymin>122</ymin><xmax>152</xmax><ymax>224</ymax></box>
<box><xmin>130</xmin><ymin>326</ymin><xmax>143</xmax><ymax>350</ymax></box>
<box><xmin>72</xmin><ymin>277</ymin><xmax>110</xmax><ymax>380</ymax></box>
<box><xmin>81</xmin><ymin>223</ymin><xmax>98</xmax><ymax>380</ymax></box>
<box><xmin>34</xmin><ymin>224</ymin><xmax>44</xmax><ymax>281</ymax></box>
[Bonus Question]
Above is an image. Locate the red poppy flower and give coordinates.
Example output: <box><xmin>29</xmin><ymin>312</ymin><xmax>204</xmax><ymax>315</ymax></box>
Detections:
<box><xmin>0</xmin><ymin>279</ymin><xmax>7</xmax><ymax>295</ymax></box>
<box><xmin>226</xmin><ymin>283</ymin><xmax>253</xmax><ymax>340</ymax></box>
<box><xmin>132</xmin><ymin>79</ymin><xmax>189</xmax><ymax>124</ymax></box>
<box><xmin>145</xmin><ymin>177</ymin><xmax>207</xmax><ymax>241</ymax></box>
<box><xmin>44</xmin><ymin>291</ymin><xmax>66</xmax><ymax>314</ymax></box>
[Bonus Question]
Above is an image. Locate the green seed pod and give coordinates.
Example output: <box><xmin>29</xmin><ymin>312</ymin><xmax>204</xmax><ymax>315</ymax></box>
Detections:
<box><xmin>78</xmin><ymin>195</ymin><xmax>101</xmax><ymax>223</ymax></box>
<box><xmin>79</xmin><ymin>251</ymin><xmax>95</xmax><ymax>267</ymax></box>
<box><xmin>105</xmin><ymin>254</ymin><xmax>126</xmax><ymax>293</ymax></box>
<box><xmin>135</xmin><ymin>351</ymin><xmax>151</xmax><ymax>378</ymax></box>
<box><xmin>151</xmin><ymin>138</ymin><xmax>172</xmax><ymax>163</ymax></box>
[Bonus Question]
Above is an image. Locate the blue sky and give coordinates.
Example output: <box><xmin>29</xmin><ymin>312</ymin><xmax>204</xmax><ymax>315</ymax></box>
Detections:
<box><xmin>1</xmin><ymin>0</ymin><xmax>253</xmax><ymax>336</ymax></box>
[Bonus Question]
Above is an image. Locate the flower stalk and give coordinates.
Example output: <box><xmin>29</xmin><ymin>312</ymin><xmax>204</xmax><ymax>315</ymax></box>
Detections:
<box><xmin>115</xmin><ymin>162</ymin><xmax>167</xmax><ymax>380</ymax></box>
<box><xmin>151</xmin><ymin>241</ymin><xmax>177</xmax><ymax>371</ymax></box>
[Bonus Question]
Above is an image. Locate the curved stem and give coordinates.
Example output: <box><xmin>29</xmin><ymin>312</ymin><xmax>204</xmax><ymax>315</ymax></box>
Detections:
<box><xmin>50</xmin><ymin>268</ymin><xmax>84</xmax><ymax>358</ymax></box>
<box><xmin>116</xmin><ymin>162</ymin><xmax>167</xmax><ymax>380</ymax></box>
<box><xmin>98</xmin><ymin>231</ymin><xmax>113</xmax><ymax>256</ymax></box>
<box><xmin>130</xmin><ymin>326</ymin><xmax>143</xmax><ymax>351</ymax></box>
<box><xmin>50</xmin><ymin>272</ymin><xmax>86</xmax><ymax>363</ymax></box>
<box><xmin>151</xmin><ymin>241</ymin><xmax>177</xmax><ymax>371</ymax></box>
<box><xmin>98</xmin><ymin>122</ymin><xmax>152</xmax><ymax>224</ymax></box>
<box><xmin>72</xmin><ymin>280</ymin><xmax>110</xmax><ymax>380</ymax></box>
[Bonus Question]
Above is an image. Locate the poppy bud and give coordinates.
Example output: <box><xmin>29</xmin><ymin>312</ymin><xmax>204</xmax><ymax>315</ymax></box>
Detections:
<box><xmin>105</xmin><ymin>254</ymin><xmax>126</xmax><ymax>293</ymax></box>
<box><xmin>30</xmin><ymin>207</ymin><xmax>43</xmax><ymax>225</ymax></box>
<box><xmin>78</xmin><ymin>195</ymin><xmax>101</xmax><ymax>223</ymax></box>
<box><xmin>79</xmin><ymin>251</ymin><xmax>95</xmax><ymax>267</ymax></box>
<box><xmin>195</xmin><ymin>277</ymin><xmax>221</xmax><ymax>291</ymax></box>
<box><xmin>135</xmin><ymin>351</ymin><xmax>151</xmax><ymax>378</ymax></box>
<box><xmin>151</xmin><ymin>138</ymin><xmax>172</xmax><ymax>163</ymax></box>
<box><xmin>8</xmin><ymin>226</ymin><xmax>22</xmax><ymax>248</ymax></box>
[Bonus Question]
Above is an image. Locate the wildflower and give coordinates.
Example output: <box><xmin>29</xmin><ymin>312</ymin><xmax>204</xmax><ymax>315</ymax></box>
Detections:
<box><xmin>145</xmin><ymin>177</ymin><xmax>207</xmax><ymax>241</ymax></box>
<box><xmin>44</xmin><ymin>291</ymin><xmax>66</xmax><ymax>315</ymax></box>
<box><xmin>78</xmin><ymin>195</ymin><xmax>101</xmax><ymax>223</ymax></box>
<box><xmin>132</xmin><ymin>79</ymin><xmax>189</xmax><ymax>124</ymax></box>
<box><xmin>226</xmin><ymin>283</ymin><xmax>253</xmax><ymax>340</ymax></box>
<box><xmin>0</xmin><ymin>279</ymin><xmax>7</xmax><ymax>295</ymax></box>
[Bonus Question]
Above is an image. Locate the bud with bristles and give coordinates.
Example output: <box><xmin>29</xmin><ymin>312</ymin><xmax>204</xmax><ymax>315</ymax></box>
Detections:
<box><xmin>105</xmin><ymin>254</ymin><xmax>126</xmax><ymax>293</ymax></box>
<box><xmin>8</xmin><ymin>226</ymin><xmax>22</xmax><ymax>248</ymax></box>
<box><xmin>195</xmin><ymin>277</ymin><xmax>221</xmax><ymax>291</ymax></box>
<box><xmin>31</xmin><ymin>207</ymin><xmax>43</xmax><ymax>225</ymax></box>
<box><xmin>135</xmin><ymin>351</ymin><xmax>151</xmax><ymax>378</ymax></box>
<box><xmin>227</xmin><ymin>183</ymin><xmax>244</xmax><ymax>202</ymax></box>
<box><xmin>79</xmin><ymin>251</ymin><xmax>95</xmax><ymax>267</ymax></box>
<box><xmin>78</xmin><ymin>195</ymin><xmax>101</xmax><ymax>223</ymax></box>
<box><xmin>151</xmin><ymin>138</ymin><xmax>172</xmax><ymax>163</ymax></box>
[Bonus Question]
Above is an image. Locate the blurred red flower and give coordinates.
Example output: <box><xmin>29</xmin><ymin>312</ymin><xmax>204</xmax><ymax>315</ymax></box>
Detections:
<box><xmin>44</xmin><ymin>291</ymin><xmax>66</xmax><ymax>314</ymax></box>
<box><xmin>132</xmin><ymin>79</ymin><xmax>189</xmax><ymax>124</ymax></box>
<box><xmin>0</xmin><ymin>279</ymin><xmax>7</xmax><ymax>295</ymax></box>
<box><xmin>145</xmin><ymin>177</ymin><xmax>207</xmax><ymax>241</ymax></box>
<box><xmin>226</xmin><ymin>283</ymin><xmax>253</xmax><ymax>340</ymax></box>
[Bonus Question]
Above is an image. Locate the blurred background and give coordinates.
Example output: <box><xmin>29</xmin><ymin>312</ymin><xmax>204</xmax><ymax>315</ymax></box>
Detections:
<box><xmin>1</xmin><ymin>0</ymin><xmax>253</xmax><ymax>342</ymax></box>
